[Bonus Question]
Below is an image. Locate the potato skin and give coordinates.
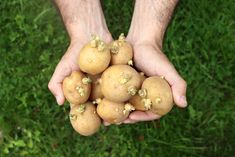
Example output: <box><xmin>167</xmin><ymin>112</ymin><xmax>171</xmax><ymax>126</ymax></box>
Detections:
<box><xmin>96</xmin><ymin>98</ymin><xmax>131</xmax><ymax>124</ymax></box>
<box><xmin>88</xmin><ymin>74</ymin><xmax>104</xmax><ymax>100</ymax></box>
<box><xmin>78</xmin><ymin>42</ymin><xmax>111</xmax><ymax>75</ymax></box>
<box><xmin>110</xmin><ymin>41</ymin><xmax>133</xmax><ymax>65</ymax></box>
<box><xmin>101</xmin><ymin>65</ymin><xmax>141</xmax><ymax>102</ymax></box>
<box><xmin>70</xmin><ymin>104</ymin><xmax>76</xmax><ymax>109</ymax></box>
<box><xmin>139</xmin><ymin>72</ymin><xmax>146</xmax><ymax>84</ymax></box>
<box><xmin>129</xmin><ymin>95</ymin><xmax>148</xmax><ymax>111</ymax></box>
<box><xmin>62</xmin><ymin>71</ymin><xmax>91</xmax><ymax>105</ymax></box>
<box><xmin>131</xmin><ymin>72</ymin><xmax>147</xmax><ymax>111</ymax></box>
<box><xmin>69</xmin><ymin>102</ymin><xmax>101</xmax><ymax>136</ymax></box>
<box><xmin>142</xmin><ymin>76</ymin><xmax>173</xmax><ymax>115</ymax></box>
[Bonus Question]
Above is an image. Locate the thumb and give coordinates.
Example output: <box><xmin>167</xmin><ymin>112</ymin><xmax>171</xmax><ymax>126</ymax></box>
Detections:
<box><xmin>172</xmin><ymin>78</ymin><xmax>187</xmax><ymax>107</ymax></box>
<box><xmin>165</xmin><ymin>73</ymin><xmax>187</xmax><ymax>108</ymax></box>
<box><xmin>48</xmin><ymin>63</ymin><xmax>72</xmax><ymax>105</ymax></box>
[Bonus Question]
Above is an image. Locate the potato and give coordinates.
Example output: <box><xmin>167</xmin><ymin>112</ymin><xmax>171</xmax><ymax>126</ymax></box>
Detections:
<box><xmin>141</xmin><ymin>76</ymin><xmax>173</xmax><ymax>115</ymax></box>
<box><xmin>129</xmin><ymin>93</ymin><xmax>150</xmax><ymax>111</ymax></box>
<box><xmin>70</xmin><ymin>103</ymin><xmax>76</xmax><ymax>109</ymax></box>
<box><xmin>62</xmin><ymin>71</ymin><xmax>91</xmax><ymax>105</ymax></box>
<box><xmin>88</xmin><ymin>74</ymin><xmax>104</xmax><ymax>100</ymax></box>
<box><xmin>128</xmin><ymin>72</ymin><xmax>148</xmax><ymax>111</ymax></box>
<box><xmin>78</xmin><ymin>35</ymin><xmax>111</xmax><ymax>75</ymax></box>
<box><xmin>139</xmin><ymin>72</ymin><xmax>146</xmax><ymax>84</ymax></box>
<box><xmin>101</xmin><ymin>65</ymin><xmax>141</xmax><ymax>102</ymax></box>
<box><xmin>110</xmin><ymin>33</ymin><xmax>133</xmax><ymax>65</ymax></box>
<box><xmin>96</xmin><ymin>98</ymin><xmax>135</xmax><ymax>124</ymax></box>
<box><xmin>69</xmin><ymin>102</ymin><xmax>101</xmax><ymax>136</ymax></box>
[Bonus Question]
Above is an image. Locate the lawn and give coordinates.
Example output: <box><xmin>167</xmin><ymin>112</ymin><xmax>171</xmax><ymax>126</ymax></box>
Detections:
<box><xmin>0</xmin><ymin>0</ymin><xmax>235</xmax><ymax>156</ymax></box>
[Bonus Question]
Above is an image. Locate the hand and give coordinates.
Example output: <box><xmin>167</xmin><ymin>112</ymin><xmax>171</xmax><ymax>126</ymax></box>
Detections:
<box><xmin>104</xmin><ymin>39</ymin><xmax>187</xmax><ymax>126</ymax></box>
<box><xmin>48</xmin><ymin>34</ymin><xmax>112</xmax><ymax>105</ymax></box>
<box><xmin>123</xmin><ymin>38</ymin><xmax>187</xmax><ymax>124</ymax></box>
<box><xmin>48</xmin><ymin>40</ymin><xmax>82</xmax><ymax>105</ymax></box>
<box><xmin>118</xmin><ymin>0</ymin><xmax>187</xmax><ymax>124</ymax></box>
<box><xmin>49</xmin><ymin>0</ymin><xmax>112</xmax><ymax>105</ymax></box>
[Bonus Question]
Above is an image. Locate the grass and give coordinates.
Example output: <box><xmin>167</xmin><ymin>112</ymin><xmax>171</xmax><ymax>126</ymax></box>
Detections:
<box><xmin>0</xmin><ymin>0</ymin><xmax>235</xmax><ymax>156</ymax></box>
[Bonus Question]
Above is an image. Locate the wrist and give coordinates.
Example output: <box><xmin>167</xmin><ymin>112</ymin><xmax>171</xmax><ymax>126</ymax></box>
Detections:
<box><xmin>127</xmin><ymin>1</ymin><xmax>165</xmax><ymax>47</ymax></box>
<box><xmin>69</xmin><ymin>27</ymin><xmax>112</xmax><ymax>46</ymax></box>
<box><xmin>56</xmin><ymin>0</ymin><xmax>111</xmax><ymax>43</ymax></box>
<box><xmin>127</xmin><ymin>26</ymin><xmax>164</xmax><ymax>48</ymax></box>
<box><xmin>128</xmin><ymin>0</ymin><xmax>178</xmax><ymax>47</ymax></box>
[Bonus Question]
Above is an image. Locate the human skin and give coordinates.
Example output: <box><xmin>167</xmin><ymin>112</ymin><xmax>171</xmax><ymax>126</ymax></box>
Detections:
<box><xmin>104</xmin><ymin>0</ymin><xmax>187</xmax><ymax>125</ymax></box>
<box><xmin>124</xmin><ymin>0</ymin><xmax>187</xmax><ymax>124</ymax></box>
<box><xmin>48</xmin><ymin>0</ymin><xmax>112</xmax><ymax>105</ymax></box>
<box><xmin>49</xmin><ymin>0</ymin><xmax>187</xmax><ymax>125</ymax></box>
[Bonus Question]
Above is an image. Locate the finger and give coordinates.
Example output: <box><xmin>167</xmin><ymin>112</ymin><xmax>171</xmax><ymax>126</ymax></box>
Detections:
<box><xmin>151</xmin><ymin>50</ymin><xmax>188</xmax><ymax>108</ymax></box>
<box><xmin>154</xmin><ymin>58</ymin><xmax>187</xmax><ymax>108</ymax></box>
<box><xmin>115</xmin><ymin>122</ymin><xmax>122</xmax><ymax>125</ymax></box>
<box><xmin>171</xmin><ymin>78</ymin><xmax>187</xmax><ymax>107</ymax></box>
<box><xmin>70</xmin><ymin>104</ymin><xmax>76</xmax><ymax>109</ymax></box>
<box><xmin>103</xmin><ymin>121</ymin><xmax>111</xmax><ymax>126</ymax></box>
<box><xmin>164</xmin><ymin>72</ymin><xmax>187</xmax><ymax>108</ymax></box>
<box><xmin>129</xmin><ymin>111</ymin><xmax>161</xmax><ymax>121</ymax></box>
<box><xmin>123</xmin><ymin>118</ymin><xmax>138</xmax><ymax>124</ymax></box>
<box><xmin>48</xmin><ymin>63</ymin><xmax>72</xmax><ymax>105</ymax></box>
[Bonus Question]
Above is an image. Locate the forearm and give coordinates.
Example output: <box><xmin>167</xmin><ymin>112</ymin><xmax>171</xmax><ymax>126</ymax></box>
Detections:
<box><xmin>54</xmin><ymin>0</ymin><xmax>109</xmax><ymax>41</ymax></box>
<box><xmin>128</xmin><ymin>0</ymin><xmax>179</xmax><ymax>45</ymax></box>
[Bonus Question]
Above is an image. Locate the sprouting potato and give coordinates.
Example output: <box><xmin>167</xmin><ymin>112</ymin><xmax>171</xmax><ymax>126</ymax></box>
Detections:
<box><xmin>88</xmin><ymin>74</ymin><xmax>104</xmax><ymax>101</ymax></box>
<box><xmin>61</xmin><ymin>30</ymin><xmax>179</xmax><ymax>136</ymax></box>
<box><xmin>128</xmin><ymin>72</ymin><xmax>148</xmax><ymax>111</ymax></box>
<box><xmin>101</xmin><ymin>65</ymin><xmax>141</xmax><ymax>102</ymax></box>
<box><xmin>62</xmin><ymin>71</ymin><xmax>91</xmax><ymax>105</ymax></box>
<box><xmin>139</xmin><ymin>72</ymin><xmax>146</xmax><ymax>84</ymax></box>
<box><xmin>78</xmin><ymin>35</ymin><xmax>111</xmax><ymax>75</ymax></box>
<box><xmin>96</xmin><ymin>98</ymin><xmax>135</xmax><ymax>124</ymax></box>
<box><xmin>129</xmin><ymin>95</ymin><xmax>150</xmax><ymax>111</ymax></box>
<box><xmin>141</xmin><ymin>76</ymin><xmax>173</xmax><ymax>116</ymax></box>
<box><xmin>110</xmin><ymin>33</ymin><xmax>133</xmax><ymax>66</ymax></box>
<box><xmin>69</xmin><ymin>102</ymin><xmax>101</xmax><ymax>136</ymax></box>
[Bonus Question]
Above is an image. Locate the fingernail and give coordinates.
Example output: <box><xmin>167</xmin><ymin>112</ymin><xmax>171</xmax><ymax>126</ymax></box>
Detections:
<box><xmin>56</xmin><ymin>96</ymin><xmax>62</xmax><ymax>106</ymax></box>
<box><xmin>103</xmin><ymin>122</ymin><xmax>111</xmax><ymax>126</ymax></box>
<box><xmin>179</xmin><ymin>96</ymin><xmax>187</xmax><ymax>107</ymax></box>
<box><xmin>115</xmin><ymin>122</ymin><xmax>122</xmax><ymax>125</ymax></box>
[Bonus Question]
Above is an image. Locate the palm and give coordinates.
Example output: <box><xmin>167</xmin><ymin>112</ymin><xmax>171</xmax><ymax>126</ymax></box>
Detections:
<box><xmin>120</xmin><ymin>42</ymin><xmax>187</xmax><ymax>124</ymax></box>
<box><xmin>133</xmin><ymin>43</ymin><xmax>175</xmax><ymax>77</ymax></box>
<box><xmin>61</xmin><ymin>43</ymin><xmax>82</xmax><ymax>71</ymax></box>
<box><xmin>48</xmin><ymin>43</ymin><xmax>82</xmax><ymax>105</ymax></box>
<box><xmin>48</xmin><ymin>36</ymin><xmax>113</xmax><ymax>105</ymax></box>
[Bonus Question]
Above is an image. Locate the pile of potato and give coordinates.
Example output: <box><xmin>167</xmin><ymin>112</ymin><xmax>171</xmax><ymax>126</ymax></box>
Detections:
<box><xmin>63</xmin><ymin>34</ymin><xmax>173</xmax><ymax>136</ymax></box>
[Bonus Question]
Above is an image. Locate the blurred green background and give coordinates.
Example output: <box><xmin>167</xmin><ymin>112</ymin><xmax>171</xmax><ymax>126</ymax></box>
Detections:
<box><xmin>0</xmin><ymin>0</ymin><xmax>235</xmax><ymax>156</ymax></box>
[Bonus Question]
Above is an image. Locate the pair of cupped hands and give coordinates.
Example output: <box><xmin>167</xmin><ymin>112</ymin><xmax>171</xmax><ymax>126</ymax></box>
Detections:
<box><xmin>48</xmin><ymin>21</ymin><xmax>187</xmax><ymax>125</ymax></box>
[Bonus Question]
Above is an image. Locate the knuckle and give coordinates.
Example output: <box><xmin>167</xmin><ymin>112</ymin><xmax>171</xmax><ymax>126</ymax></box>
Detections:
<box><xmin>58</xmin><ymin>61</ymin><xmax>72</xmax><ymax>75</ymax></box>
<box><xmin>64</xmin><ymin>64</ymin><xmax>72</xmax><ymax>74</ymax></box>
<box><xmin>103</xmin><ymin>32</ymin><xmax>113</xmax><ymax>43</ymax></box>
<box><xmin>48</xmin><ymin>81</ymin><xmax>54</xmax><ymax>91</ymax></box>
<box><xmin>181</xmin><ymin>79</ymin><xmax>187</xmax><ymax>89</ymax></box>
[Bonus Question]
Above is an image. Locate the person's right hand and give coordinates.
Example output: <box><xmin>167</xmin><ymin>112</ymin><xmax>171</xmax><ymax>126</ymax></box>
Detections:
<box><xmin>48</xmin><ymin>40</ymin><xmax>82</xmax><ymax>105</ymax></box>
<box><xmin>50</xmin><ymin>0</ymin><xmax>113</xmax><ymax>105</ymax></box>
<box><xmin>48</xmin><ymin>33</ymin><xmax>112</xmax><ymax>105</ymax></box>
